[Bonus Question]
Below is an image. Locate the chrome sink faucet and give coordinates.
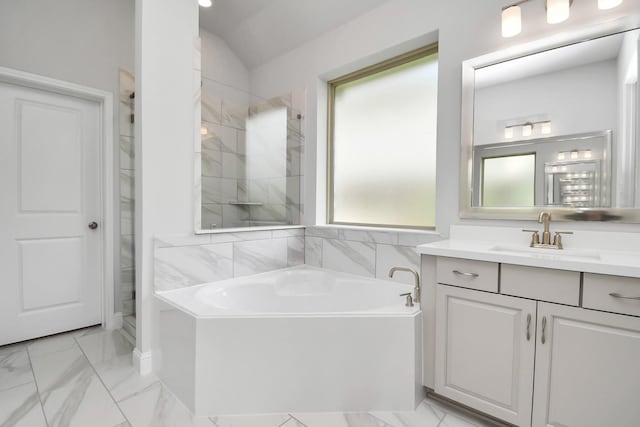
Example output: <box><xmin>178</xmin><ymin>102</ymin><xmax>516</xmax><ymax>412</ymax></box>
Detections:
<box><xmin>389</xmin><ymin>267</ymin><xmax>420</xmax><ymax>303</ymax></box>
<box><xmin>523</xmin><ymin>211</ymin><xmax>573</xmax><ymax>249</ymax></box>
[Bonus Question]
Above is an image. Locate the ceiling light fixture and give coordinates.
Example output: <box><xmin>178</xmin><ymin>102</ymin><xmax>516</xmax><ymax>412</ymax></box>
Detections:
<box><xmin>598</xmin><ymin>0</ymin><xmax>623</xmax><ymax>9</ymax></box>
<box><xmin>199</xmin><ymin>0</ymin><xmax>212</xmax><ymax>7</ymax></box>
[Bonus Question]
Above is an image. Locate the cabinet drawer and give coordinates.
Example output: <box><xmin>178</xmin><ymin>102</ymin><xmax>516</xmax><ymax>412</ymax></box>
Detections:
<box><xmin>583</xmin><ymin>274</ymin><xmax>640</xmax><ymax>317</ymax></box>
<box><xmin>436</xmin><ymin>257</ymin><xmax>498</xmax><ymax>292</ymax></box>
<box><xmin>501</xmin><ymin>264</ymin><xmax>580</xmax><ymax>306</ymax></box>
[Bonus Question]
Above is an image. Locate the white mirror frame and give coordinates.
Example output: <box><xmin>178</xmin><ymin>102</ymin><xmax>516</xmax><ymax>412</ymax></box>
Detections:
<box><xmin>460</xmin><ymin>17</ymin><xmax>640</xmax><ymax>222</ymax></box>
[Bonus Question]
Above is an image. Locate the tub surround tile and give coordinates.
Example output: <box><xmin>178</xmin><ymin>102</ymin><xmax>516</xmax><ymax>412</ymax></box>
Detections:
<box><xmin>30</xmin><ymin>347</ymin><xmax>125</xmax><ymax>427</ymax></box>
<box><xmin>0</xmin><ymin>349</ymin><xmax>33</xmax><ymax>392</ymax></box>
<box><xmin>118</xmin><ymin>381</ymin><xmax>214</xmax><ymax>427</ymax></box>
<box><xmin>202</xmin><ymin>204</ymin><xmax>223</xmax><ymax>230</ymax></box>
<box><xmin>120</xmin><ymin>170</ymin><xmax>134</xmax><ymax>202</ymax></box>
<box><xmin>210</xmin><ymin>413</ymin><xmax>290</xmax><ymax>427</ymax></box>
<box><xmin>202</xmin><ymin>95</ymin><xmax>222</xmax><ymax>125</ymax></box>
<box><xmin>397</xmin><ymin>231</ymin><xmax>441</xmax><ymax>247</ymax></box>
<box><xmin>155</xmin><ymin>234</ymin><xmax>212</xmax><ymax>248</ymax></box>
<box><xmin>120</xmin><ymin>198</ymin><xmax>134</xmax><ymax>236</ymax></box>
<box><xmin>155</xmin><ymin>244</ymin><xmax>233</xmax><ymax>291</ymax></box>
<box><xmin>233</xmin><ymin>238</ymin><xmax>288</xmax><ymax>277</ymax></box>
<box><xmin>322</xmin><ymin>239</ymin><xmax>376</xmax><ymax>277</ymax></box>
<box><xmin>341</xmin><ymin>229</ymin><xmax>399</xmax><ymax>245</ymax></box>
<box><xmin>0</xmin><ymin>382</ymin><xmax>47</xmax><ymax>427</ymax></box>
<box><xmin>287</xmin><ymin>236</ymin><xmax>305</xmax><ymax>267</ymax></box>
<box><xmin>221</xmin><ymin>100</ymin><xmax>248</xmax><ymax>130</ymax></box>
<box><xmin>304</xmin><ymin>236</ymin><xmax>323</xmax><ymax>267</ymax></box>
<box><xmin>305</xmin><ymin>226</ymin><xmax>340</xmax><ymax>239</ymax></box>
<box><xmin>202</xmin><ymin>148</ymin><xmax>222</xmax><ymax>177</ymax></box>
<box><xmin>272</xmin><ymin>228</ymin><xmax>305</xmax><ymax>238</ymax></box>
<box><xmin>375</xmin><ymin>245</ymin><xmax>420</xmax><ymax>285</ymax></box>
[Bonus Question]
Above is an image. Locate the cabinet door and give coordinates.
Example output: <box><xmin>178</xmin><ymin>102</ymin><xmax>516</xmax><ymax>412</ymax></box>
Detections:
<box><xmin>435</xmin><ymin>285</ymin><xmax>536</xmax><ymax>426</ymax></box>
<box><xmin>532</xmin><ymin>303</ymin><xmax>640</xmax><ymax>427</ymax></box>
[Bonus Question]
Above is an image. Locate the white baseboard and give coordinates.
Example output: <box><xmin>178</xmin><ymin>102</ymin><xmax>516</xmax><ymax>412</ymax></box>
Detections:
<box><xmin>133</xmin><ymin>348</ymin><xmax>153</xmax><ymax>375</ymax></box>
<box><xmin>106</xmin><ymin>312</ymin><xmax>123</xmax><ymax>330</ymax></box>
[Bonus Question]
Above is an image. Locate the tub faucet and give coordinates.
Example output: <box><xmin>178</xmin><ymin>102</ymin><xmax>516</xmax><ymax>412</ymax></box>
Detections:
<box><xmin>389</xmin><ymin>267</ymin><xmax>420</xmax><ymax>303</ymax></box>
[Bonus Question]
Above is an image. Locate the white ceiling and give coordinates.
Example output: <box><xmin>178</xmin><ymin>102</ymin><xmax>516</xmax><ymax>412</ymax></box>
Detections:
<box><xmin>199</xmin><ymin>0</ymin><xmax>389</xmax><ymax>69</ymax></box>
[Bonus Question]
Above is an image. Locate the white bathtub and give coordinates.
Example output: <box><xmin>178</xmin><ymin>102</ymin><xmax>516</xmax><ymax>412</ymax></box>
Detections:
<box><xmin>154</xmin><ymin>265</ymin><xmax>423</xmax><ymax>415</ymax></box>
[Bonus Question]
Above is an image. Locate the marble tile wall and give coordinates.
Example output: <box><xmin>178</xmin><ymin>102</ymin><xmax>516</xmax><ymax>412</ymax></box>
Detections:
<box><xmin>198</xmin><ymin>80</ymin><xmax>304</xmax><ymax>230</ymax></box>
<box><xmin>154</xmin><ymin>228</ymin><xmax>305</xmax><ymax>292</ymax></box>
<box><xmin>304</xmin><ymin>226</ymin><xmax>442</xmax><ymax>285</ymax></box>
<box><xmin>119</xmin><ymin>69</ymin><xmax>136</xmax><ymax>317</ymax></box>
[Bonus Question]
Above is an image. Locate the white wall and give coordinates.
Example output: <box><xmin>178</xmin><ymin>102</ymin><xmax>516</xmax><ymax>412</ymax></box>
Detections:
<box><xmin>201</xmin><ymin>29</ymin><xmax>249</xmax><ymax>90</ymax></box>
<box><xmin>249</xmin><ymin>0</ymin><xmax>640</xmax><ymax>235</ymax></box>
<box><xmin>474</xmin><ymin>60</ymin><xmax>617</xmax><ymax>146</ymax></box>
<box><xmin>135</xmin><ymin>0</ymin><xmax>198</xmax><ymax>373</ymax></box>
<box><xmin>0</xmin><ymin>0</ymin><xmax>135</xmax><ymax>315</ymax></box>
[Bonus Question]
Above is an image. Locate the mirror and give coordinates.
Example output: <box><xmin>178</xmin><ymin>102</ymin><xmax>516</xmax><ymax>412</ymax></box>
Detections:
<box><xmin>461</xmin><ymin>25</ymin><xmax>640</xmax><ymax>221</ymax></box>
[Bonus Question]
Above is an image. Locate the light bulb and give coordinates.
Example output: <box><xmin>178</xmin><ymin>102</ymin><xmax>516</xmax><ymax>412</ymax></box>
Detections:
<box><xmin>557</xmin><ymin>152</ymin><xmax>566</xmax><ymax>160</ymax></box>
<box><xmin>584</xmin><ymin>150</ymin><xmax>592</xmax><ymax>159</ymax></box>
<box><xmin>541</xmin><ymin>121</ymin><xmax>551</xmax><ymax>134</ymax></box>
<box><xmin>570</xmin><ymin>150</ymin><xmax>579</xmax><ymax>160</ymax></box>
<box><xmin>598</xmin><ymin>0</ymin><xmax>622</xmax><ymax>9</ymax></box>
<box><xmin>200</xmin><ymin>126</ymin><xmax>208</xmax><ymax>135</ymax></box>
<box><xmin>522</xmin><ymin>123</ymin><xmax>533</xmax><ymax>137</ymax></box>
<box><xmin>502</xmin><ymin>5</ymin><xmax>522</xmax><ymax>38</ymax></box>
<box><xmin>504</xmin><ymin>127</ymin><xmax>514</xmax><ymax>139</ymax></box>
<box><xmin>547</xmin><ymin>0</ymin><xmax>570</xmax><ymax>24</ymax></box>
<box><xmin>199</xmin><ymin>0</ymin><xmax>212</xmax><ymax>7</ymax></box>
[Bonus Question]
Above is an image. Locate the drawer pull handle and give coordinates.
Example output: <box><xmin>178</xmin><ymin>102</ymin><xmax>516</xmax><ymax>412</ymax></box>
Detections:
<box><xmin>452</xmin><ymin>270</ymin><xmax>479</xmax><ymax>279</ymax></box>
<box><xmin>609</xmin><ymin>292</ymin><xmax>640</xmax><ymax>300</ymax></box>
<box><xmin>526</xmin><ymin>314</ymin><xmax>531</xmax><ymax>341</ymax></box>
<box><xmin>541</xmin><ymin>316</ymin><xmax>547</xmax><ymax>344</ymax></box>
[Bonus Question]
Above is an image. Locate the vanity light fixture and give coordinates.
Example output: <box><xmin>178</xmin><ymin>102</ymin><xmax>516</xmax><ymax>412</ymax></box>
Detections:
<box><xmin>501</xmin><ymin>0</ymin><xmax>621</xmax><ymax>37</ymax></box>
<box><xmin>502</xmin><ymin>3</ymin><xmax>524</xmax><ymax>37</ymax></box>
<box><xmin>199</xmin><ymin>0</ymin><xmax>212</xmax><ymax>7</ymax></box>
<box><xmin>584</xmin><ymin>149</ymin><xmax>593</xmax><ymax>159</ymax></box>
<box><xmin>504</xmin><ymin>126</ymin><xmax>515</xmax><ymax>138</ymax></box>
<box><xmin>504</xmin><ymin>119</ymin><xmax>550</xmax><ymax>138</ymax></box>
<box><xmin>200</xmin><ymin>126</ymin><xmax>208</xmax><ymax>135</ymax></box>
<box><xmin>598</xmin><ymin>0</ymin><xmax>623</xmax><ymax>9</ymax></box>
<box><xmin>570</xmin><ymin>150</ymin><xmax>579</xmax><ymax>160</ymax></box>
<box><xmin>546</xmin><ymin>0</ymin><xmax>571</xmax><ymax>24</ymax></box>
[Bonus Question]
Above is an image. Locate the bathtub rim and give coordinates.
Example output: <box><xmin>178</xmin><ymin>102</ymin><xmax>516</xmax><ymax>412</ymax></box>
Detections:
<box><xmin>154</xmin><ymin>265</ymin><xmax>422</xmax><ymax>319</ymax></box>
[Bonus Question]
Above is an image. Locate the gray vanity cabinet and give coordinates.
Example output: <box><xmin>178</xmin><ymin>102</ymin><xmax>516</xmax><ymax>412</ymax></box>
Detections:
<box><xmin>431</xmin><ymin>257</ymin><xmax>640</xmax><ymax>427</ymax></box>
<box><xmin>532</xmin><ymin>302</ymin><xmax>640</xmax><ymax>427</ymax></box>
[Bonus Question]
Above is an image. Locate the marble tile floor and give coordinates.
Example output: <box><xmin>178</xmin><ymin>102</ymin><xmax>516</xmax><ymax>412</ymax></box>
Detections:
<box><xmin>0</xmin><ymin>327</ymin><xmax>492</xmax><ymax>427</ymax></box>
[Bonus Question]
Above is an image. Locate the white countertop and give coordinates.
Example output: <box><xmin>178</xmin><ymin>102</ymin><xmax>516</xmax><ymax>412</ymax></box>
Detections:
<box><xmin>417</xmin><ymin>226</ymin><xmax>640</xmax><ymax>278</ymax></box>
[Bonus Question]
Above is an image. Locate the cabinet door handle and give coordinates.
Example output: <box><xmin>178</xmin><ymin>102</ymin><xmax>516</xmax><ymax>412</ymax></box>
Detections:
<box><xmin>526</xmin><ymin>314</ymin><xmax>531</xmax><ymax>341</ymax></box>
<box><xmin>452</xmin><ymin>270</ymin><xmax>479</xmax><ymax>279</ymax></box>
<box><xmin>541</xmin><ymin>316</ymin><xmax>547</xmax><ymax>344</ymax></box>
<box><xmin>609</xmin><ymin>292</ymin><xmax>640</xmax><ymax>300</ymax></box>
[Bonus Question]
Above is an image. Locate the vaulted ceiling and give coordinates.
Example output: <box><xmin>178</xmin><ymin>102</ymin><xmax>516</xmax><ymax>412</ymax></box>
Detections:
<box><xmin>199</xmin><ymin>0</ymin><xmax>389</xmax><ymax>69</ymax></box>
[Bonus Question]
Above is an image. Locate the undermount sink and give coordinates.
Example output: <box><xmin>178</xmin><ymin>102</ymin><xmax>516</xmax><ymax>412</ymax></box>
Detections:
<box><xmin>489</xmin><ymin>245</ymin><xmax>602</xmax><ymax>261</ymax></box>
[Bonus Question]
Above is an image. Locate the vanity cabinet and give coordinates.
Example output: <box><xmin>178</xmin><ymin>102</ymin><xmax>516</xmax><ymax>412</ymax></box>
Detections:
<box><xmin>532</xmin><ymin>302</ymin><xmax>640</xmax><ymax>427</ymax></box>
<box><xmin>432</xmin><ymin>260</ymin><xmax>640</xmax><ymax>427</ymax></box>
<box><xmin>435</xmin><ymin>285</ymin><xmax>535</xmax><ymax>426</ymax></box>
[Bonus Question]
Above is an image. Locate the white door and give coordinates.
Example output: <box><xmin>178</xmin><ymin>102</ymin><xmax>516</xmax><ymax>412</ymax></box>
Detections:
<box><xmin>532</xmin><ymin>303</ymin><xmax>640</xmax><ymax>427</ymax></box>
<box><xmin>435</xmin><ymin>284</ymin><xmax>536</xmax><ymax>427</ymax></box>
<box><xmin>0</xmin><ymin>81</ymin><xmax>102</xmax><ymax>345</ymax></box>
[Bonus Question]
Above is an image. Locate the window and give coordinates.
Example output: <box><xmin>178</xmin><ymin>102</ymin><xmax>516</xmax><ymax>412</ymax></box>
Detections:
<box><xmin>482</xmin><ymin>153</ymin><xmax>536</xmax><ymax>207</ymax></box>
<box><xmin>327</xmin><ymin>44</ymin><xmax>438</xmax><ymax>229</ymax></box>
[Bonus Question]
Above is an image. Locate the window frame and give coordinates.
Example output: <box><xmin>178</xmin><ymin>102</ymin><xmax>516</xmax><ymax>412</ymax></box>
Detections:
<box><xmin>326</xmin><ymin>43</ymin><xmax>439</xmax><ymax>230</ymax></box>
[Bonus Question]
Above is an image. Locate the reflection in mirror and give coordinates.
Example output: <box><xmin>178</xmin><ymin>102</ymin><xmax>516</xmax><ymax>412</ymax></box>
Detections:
<box><xmin>465</xmin><ymin>26</ymin><xmax>639</xmax><ymax>219</ymax></box>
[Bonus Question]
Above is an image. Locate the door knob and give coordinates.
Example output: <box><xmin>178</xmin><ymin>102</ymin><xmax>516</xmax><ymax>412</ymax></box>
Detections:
<box><xmin>88</xmin><ymin>221</ymin><xmax>98</xmax><ymax>230</ymax></box>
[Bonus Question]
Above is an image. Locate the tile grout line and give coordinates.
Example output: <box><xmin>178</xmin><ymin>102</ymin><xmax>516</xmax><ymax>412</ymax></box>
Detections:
<box><xmin>73</xmin><ymin>333</ymin><xmax>132</xmax><ymax>427</ymax></box>
<box><xmin>24</xmin><ymin>347</ymin><xmax>50</xmax><ymax>427</ymax></box>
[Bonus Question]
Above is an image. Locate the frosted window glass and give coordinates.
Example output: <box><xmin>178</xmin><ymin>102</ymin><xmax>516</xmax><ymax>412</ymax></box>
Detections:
<box><xmin>482</xmin><ymin>154</ymin><xmax>535</xmax><ymax>207</ymax></box>
<box><xmin>332</xmin><ymin>54</ymin><xmax>438</xmax><ymax>228</ymax></box>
